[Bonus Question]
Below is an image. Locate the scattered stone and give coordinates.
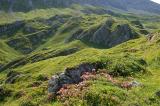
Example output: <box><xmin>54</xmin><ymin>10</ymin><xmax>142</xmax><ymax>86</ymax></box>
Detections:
<box><xmin>121</xmin><ymin>80</ymin><xmax>142</xmax><ymax>90</ymax></box>
<box><xmin>130</xmin><ymin>81</ymin><xmax>141</xmax><ymax>87</ymax></box>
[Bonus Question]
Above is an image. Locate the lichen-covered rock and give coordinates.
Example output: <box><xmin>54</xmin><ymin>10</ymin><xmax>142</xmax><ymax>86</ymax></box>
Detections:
<box><xmin>48</xmin><ymin>75</ymin><xmax>60</xmax><ymax>94</ymax></box>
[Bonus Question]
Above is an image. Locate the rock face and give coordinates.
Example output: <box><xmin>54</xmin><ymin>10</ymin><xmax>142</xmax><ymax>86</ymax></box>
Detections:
<box><xmin>7</xmin><ymin>29</ymin><xmax>53</xmax><ymax>54</ymax></box>
<box><xmin>1</xmin><ymin>15</ymin><xmax>69</xmax><ymax>54</ymax></box>
<box><xmin>0</xmin><ymin>21</ymin><xmax>24</xmax><ymax>37</ymax></box>
<box><xmin>48</xmin><ymin>62</ymin><xmax>103</xmax><ymax>95</ymax></box>
<box><xmin>68</xmin><ymin>19</ymin><xmax>138</xmax><ymax>48</ymax></box>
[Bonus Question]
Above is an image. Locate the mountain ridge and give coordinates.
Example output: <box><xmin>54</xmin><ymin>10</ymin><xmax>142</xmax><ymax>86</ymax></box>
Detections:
<box><xmin>0</xmin><ymin>0</ymin><xmax>160</xmax><ymax>14</ymax></box>
<box><xmin>0</xmin><ymin>1</ymin><xmax>160</xmax><ymax>106</ymax></box>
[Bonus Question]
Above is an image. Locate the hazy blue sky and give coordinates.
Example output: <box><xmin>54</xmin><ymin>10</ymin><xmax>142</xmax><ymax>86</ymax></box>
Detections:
<box><xmin>151</xmin><ymin>0</ymin><xmax>160</xmax><ymax>4</ymax></box>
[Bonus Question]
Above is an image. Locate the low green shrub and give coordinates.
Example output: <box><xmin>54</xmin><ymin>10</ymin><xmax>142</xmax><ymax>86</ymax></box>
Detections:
<box><xmin>0</xmin><ymin>86</ymin><xmax>12</xmax><ymax>102</ymax></box>
<box><xmin>100</xmin><ymin>55</ymin><xmax>147</xmax><ymax>76</ymax></box>
<box><xmin>84</xmin><ymin>81</ymin><xmax>127</xmax><ymax>106</ymax></box>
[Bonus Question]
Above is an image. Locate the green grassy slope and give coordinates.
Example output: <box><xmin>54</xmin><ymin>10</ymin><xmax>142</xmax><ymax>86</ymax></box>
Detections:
<box><xmin>0</xmin><ymin>33</ymin><xmax>160</xmax><ymax>106</ymax></box>
<box><xmin>0</xmin><ymin>40</ymin><xmax>21</xmax><ymax>65</ymax></box>
<box><xmin>0</xmin><ymin>5</ymin><xmax>160</xmax><ymax>106</ymax></box>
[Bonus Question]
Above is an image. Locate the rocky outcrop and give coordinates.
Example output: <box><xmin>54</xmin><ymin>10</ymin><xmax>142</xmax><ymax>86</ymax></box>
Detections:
<box><xmin>7</xmin><ymin>37</ymin><xmax>33</xmax><ymax>54</ymax></box>
<box><xmin>68</xmin><ymin>19</ymin><xmax>138</xmax><ymax>48</ymax></box>
<box><xmin>6</xmin><ymin>27</ymin><xmax>56</xmax><ymax>54</ymax></box>
<box><xmin>5</xmin><ymin>15</ymin><xmax>70</xmax><ymax>54</ymax></box>
<box><xmin>131</xmin><ymin>20</ymin><xmax>149</xmax><ymax>35</ymax></box>
<box><xmin>148</xmin><ymin>32</ymin><xmax>160</xmax><ymax>42</ymax></box>
<box><xmin>48</xmin><ymin>62</ymin><xmax>103</xmax><ymax>95</ymax></box>
<box><xmin>0</xmin><ymin>21</ymin><xmax>24</xmax><ymax>37</ymax></box>
<box><xmin>5</xmin><ymin>71</ymin><xmax>22</xmax><ymax>84</ymax></box>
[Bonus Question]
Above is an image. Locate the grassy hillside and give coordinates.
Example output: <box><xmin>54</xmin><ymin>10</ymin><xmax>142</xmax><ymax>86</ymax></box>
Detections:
<box><xmin>0</xmin><ymin>32</ymin><xmax>160</xmax><ymax>106</ymax></box>
<box><xmin>0</xmin><ymin>5</ymin><xmax>160</xmax><ymax>106</ymax></box>
<box><xmin>0</xmin><ymin>40</ymin><xmax>21</xmax><ymax>65</ymax></box>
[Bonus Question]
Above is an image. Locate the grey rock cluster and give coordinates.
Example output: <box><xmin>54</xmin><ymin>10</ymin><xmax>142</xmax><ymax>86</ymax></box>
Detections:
<box><xmin>48</xmin><ymin>62</ymin><xmax>103</xmax><ymax>95</ymax></box>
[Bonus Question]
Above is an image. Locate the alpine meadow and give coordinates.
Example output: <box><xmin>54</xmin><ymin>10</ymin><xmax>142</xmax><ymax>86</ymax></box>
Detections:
<box><xmin>0</xmin><ymin>0</ymin><xmax>160</xmax><ymax>106</ymax></box>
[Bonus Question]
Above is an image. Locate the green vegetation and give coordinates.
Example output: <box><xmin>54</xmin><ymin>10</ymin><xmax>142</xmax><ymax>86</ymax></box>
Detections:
<box><xmin>0</xmin><ymin>40</ymin><xmax>21</xmax><ymax>65</ymax></box>
<box><xmin>0</xmin><ymin>4</ymin><xmax>160</xmax><ymax>106</ymax></box>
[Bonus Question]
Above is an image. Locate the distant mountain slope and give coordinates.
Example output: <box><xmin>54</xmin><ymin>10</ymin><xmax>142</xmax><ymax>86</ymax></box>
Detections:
<box><xmin>0</xmin><ymin>0</ymin><xmax>73</xmax><ymax>12</ymax></box>
<box><xmin>76</xmin><ymin>0</ymin><xmax>160</xmax><ymax>14</ymax></box>
<box><xmin>0</xmin><ymin>0</ymin><xmax>160</xmax><ymax>14</ymax></box>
